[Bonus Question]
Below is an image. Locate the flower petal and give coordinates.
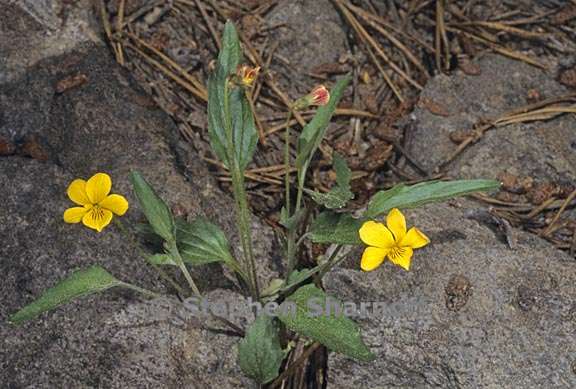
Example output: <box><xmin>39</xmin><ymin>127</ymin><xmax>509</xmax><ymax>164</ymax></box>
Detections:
<box><xmin>86</xmin><ymin>173</ymin><xmax>112</xmax><ymax>204</ymax></box>
<box><xmin>360</xmin><ymin>247</ymin><xmax>389</xmax><ymax>271</ymax></box>
<box><xmin>67</xmin><ymin>179</ymin><xmax>90</xmax><ymax>206</ymax></box>
<box><xmin>82</xmin><ymin>207</ymin><xmax>113</xmax><ymax>232</ymax></box>
<box><xmin>99</xmin><ymin>194</ymin><xmax>129</xmax><ymax>216</ymax></box>
<box><xmin>63</xmin><ymin>207</ymin><xmax>88</xmax><ymax>223</ymax></box>
<box><xmin>387</xmin><ymin>247</ymin><xmax>413</xmax><ymax>271</ymax></box>
<box><xmin>401</xmin><ymin>227</ymin><xmax>430</xmax><ymax>249</ymax></box>
<box><xmin>386</xmin><ymin>208</ymin><xmax>406</xmax><ymax>242</ymax></box>
<box><xmin>359</xmin><ymin>221</ymin><xmax>395</xmax><ymax>249</ymax></box>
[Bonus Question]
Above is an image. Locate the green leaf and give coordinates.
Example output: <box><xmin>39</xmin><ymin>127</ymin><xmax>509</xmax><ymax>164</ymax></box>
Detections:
<box><xmin>309</xmin><ymin>211</ymin><xmax>363</xmax><ymax>245</ymax></box>
<box><xmin>207</xmin><ymin>73</ymin><xmax>229</xmax><ymax>166</ymax></box>
<box><xmin>230</xmin><ymin>87</ymin><xmax>258</xmax><ymax>171</ymax></box>
<box><xmin>308</xmin><ymin>187</ymin><xmax>354</xmax><ymax>209</ymax></box>
<box><xmin>207</xmin><ymin>22</ymin><xmax>258</xmax><ymax>171</ymax></box>
<box><xmin>218</xmin><ymin>21</ymin><xmax>242</xmax><ymax>76</ymax></box>
<box><xmin>176</xmin><ymin>217</ymin><xmax>235</xmax><ymax>266</ymax></box>
<box><xmin>238</xmin><ymin>315</ymin><xmax>285</xmax><ymax>384</ymax></box>
<box><xmin>147</xmin><ymin>253</ymin><xmax>177</xmax><ymax>266</ymax></box>
<box><xmin>281</xmin><ymin>268</ymin><xmax>319</xmax><ymax>293</ymax></box>
<box><xmin>130</xmin><ymin>171</ymin><xmax>175</xmax><ymax>242</ymax></box>
<box><xmin>279</xmin><ymin>206</ymin><xmax>306</xmax><ymax>231</ymax></box>
<box><xmin>307</xmin><ymin>153</ymin><xmax>354</xmax><ymax>209</ymax></box>
<box><xmin>333</xmin><ymin>152</ymin><xmax>352</xmax><ymax>188</ymax></box>
<box><xmin>278</xmin><ymin>284</ymin><xmax>374</xmax><ymax>362</ymax></box>
<box><xmin>365</xmin><ymin>179</ymin><xmax>501</xmax><ymax>218</ymax></box>
<box><xmin>9</xmin><ymin>266</ymin><xmax>121</xmax><ymax>324</ymax></box>
<box><xmin>296</xmin><ymin>76</ymin><xmax>351</xmax><ymax>174</ymax></box>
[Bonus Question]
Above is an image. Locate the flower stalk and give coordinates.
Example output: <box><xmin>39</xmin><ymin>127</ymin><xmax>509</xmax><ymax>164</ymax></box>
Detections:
<box><xmin>167</xmin><ymin>241</ymin><xmax>202</xmax><ymax>297</ymax></box>
<box><xmin>113</xmin><ymin>218</ymin><xmax>186</xmax><ymax>296</ymax></box>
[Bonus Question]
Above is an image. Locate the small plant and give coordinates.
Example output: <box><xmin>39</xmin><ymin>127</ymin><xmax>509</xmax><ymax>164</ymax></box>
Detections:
<box><xmin>9</xmin><ymin>22</ymin><xmax>500</xmax><ymax>385</ymax></box>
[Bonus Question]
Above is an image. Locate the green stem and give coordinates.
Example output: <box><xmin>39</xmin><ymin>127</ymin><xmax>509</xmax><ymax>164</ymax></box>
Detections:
<box><xmin>286</xmin><ymin>160</ymin><xmax>309</xmax><ymax>275</ymax></box>
<box><xmin>284</xmin><ymin>111</ymin><xmax>293</xmax><ymax>216</ymax></box>
<box><xmin>120</xmin><ymin>282</ymin><xmax>162</xmax><ymax>299</ymax></box>
<box><xmin>113</xmin><ymin>219</ymin><xmax>186</xmax><ymax>296</ymax></box>
<box><xmin>223</xmin><ymin>81</ymin><xmax>259</xmax><ymax>300</ymax></box>
<box><xmin>169</xmin><ymin>243</ymin><xmax>202</xmax><ymax>297</ymax></box>
<box><xmin>317</xmin><ymin>244</ymin><xmax>344</xmax><ymax>279</ymax></box>
<box><xmin>283</xmin><ymin>110</ymin><xmax>299</xmax><ymax>277</ymax></box>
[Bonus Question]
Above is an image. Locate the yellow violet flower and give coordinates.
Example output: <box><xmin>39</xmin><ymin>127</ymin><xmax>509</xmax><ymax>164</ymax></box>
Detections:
<box><xmin>359</xmin><ymin>208</ymin><xmax>430</xmax><ymax>271</ymax></box>
<box><xmin>237</xmin><ymin>64</ymin><xmax>260</xmax><ymax>87</ymax></box>
<box><xmin>63</xmin><ymin>173</ymin><xmax>129</xmax><ymax>232</ymax></box>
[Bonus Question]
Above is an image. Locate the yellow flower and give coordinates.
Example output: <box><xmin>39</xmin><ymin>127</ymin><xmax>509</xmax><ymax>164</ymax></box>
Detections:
<box><xmin>359</xmin><ymin>208</ymin><xmax>429</xmax><ymax>271</ymax></box>
<box><xmin>237</xmin><ymin>65</ymin><xmax>260</xmax><ymax>87</ymax></box>
<box><xmin>63</xmin><ymin>173</ymin><xmax>129</xmax><ymax>232</ymax></box>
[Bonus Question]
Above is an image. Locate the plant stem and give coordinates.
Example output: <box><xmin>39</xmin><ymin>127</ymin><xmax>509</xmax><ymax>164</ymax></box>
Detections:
<box><xmin>113</xmin><ymin>219</ymin><xmax>186</xmax><ymax>296</ymax></box>
<box><xmin>283</xmin><ymin>109</ymin><xmax>299</xmax><ymax>276</ymax></box>
<box><xmin>317</xmin><ymin>244</ymin><xmax>345</xmax><ymax>278</ymax></box>
<box><xmin>169</xmin><ymin>243</ymin><xmax>202</xmax><ymax>297</ymax></box>
<box><xmin>284</xmin><ymin>111</ymin><xmax>293</xmax><ymax>216</ymax></box>
<box><xmin>222</xmin><ymin>81</ymin><xmax>259</xmax><ymax>300</ymax></box>
<box><xmin>119</xmin><ymin>282</ymin><xmax>163</xmax><ymax>299</ymax></box>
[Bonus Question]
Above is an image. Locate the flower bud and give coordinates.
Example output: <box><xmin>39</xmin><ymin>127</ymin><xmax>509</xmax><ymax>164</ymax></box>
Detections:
<box><xmin>309</xmin><ymin>85</ymin><xmax>330</xmax><ymax>106</ymax></box>
<box><xmin>293</xmin><ymin>85</ymin><xmax>330</xmax><ymax>110</ymax></box>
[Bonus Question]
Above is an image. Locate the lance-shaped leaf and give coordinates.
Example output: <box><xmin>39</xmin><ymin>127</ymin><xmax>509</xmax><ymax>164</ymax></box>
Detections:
<box><xmin>230</xmin><ymin>87</ymin><xmax>258</xmax><ymax>171</ymax></box>
<box><xmin>176</xmin><ymin>217</ymin><xmax>235</xmax><ymax>266</ymax></box>
<box><xmin>207</xmin><ymin>22</ymin><xmax>258</xmax><ymax>171</ymax></box>
<box><xmin>309</xmin><ymin>211</ymin><xmax>363</xmax><ymax>245</ymax></box>
<box><xmin>365</xmin><ymin>179</ymin><xmax>501</xmax><ymax>218</ymax></box>
<box><xmin>306</xmin><ymin>153</ymin><xmax>354</xmax><ymax>209</ymax></box>
<box><xmin>278</xmin><ymin>284</ymin><xmax>374</xmax><ymax>362</ymax></box>
<box><xmin>9</xmin><ymin>266</ymin><xmax>122</xmax><ymax>324</ymax></box>
<box><xmin>130</xmin><ymin>171</ymin><xmax>175</xmax><ymax>242</ymax></box>
<box><xmin>238</xmin><ymin>315</ymin><xmax>285</xmax><ymax>384</ymax></box>
<box><xmin>296</xmin><ymin>75</ymin><xmax>351</xmax><ymax>176</ymax></box>
<box><xmin>218</xmin><ymin>20</ymin><xmax>242</xmax><ymax>76</ymax></box>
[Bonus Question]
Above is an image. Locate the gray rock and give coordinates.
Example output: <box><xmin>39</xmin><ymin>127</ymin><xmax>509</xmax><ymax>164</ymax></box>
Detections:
<box><xmin>266</xmin><ymin>0</ymin><xmax>347</xmax><ymax>73</ymax></box>
<box><xmin>407</xmin><ymin>55</ymin><xmax>576</xmax><ymax>181</ymax></box>
<box><xmin>265</xmin><ymin>0</ymin><xmax>349</xmax><ymax>97</ymax></box>
<box><xmin>0</xmin><ymin>0</ymin><xmax>102</xmax><ymax>83</ymax></box>
<box><xmin>325</xmin><ymin>202</ymin><xmax>576</xmax><ymax>388</ymax></box>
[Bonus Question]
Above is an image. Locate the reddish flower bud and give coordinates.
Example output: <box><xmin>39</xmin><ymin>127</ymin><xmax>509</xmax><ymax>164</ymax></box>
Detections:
<box><xmin>292</xmin><ymin>85</ymin><xmax>331</xmax><ymax>110</ymax></box>
<box><xmin>309</xmin><ymin>85</ymin><xmax>330</xmax><ymax>106</ymax></box>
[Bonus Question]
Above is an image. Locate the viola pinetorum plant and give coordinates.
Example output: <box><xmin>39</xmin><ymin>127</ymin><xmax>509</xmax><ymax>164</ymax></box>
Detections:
<box><xmin>9</xmin><ymin>22</ymin><xmax>500</xmax><ymax>385</ymax></box>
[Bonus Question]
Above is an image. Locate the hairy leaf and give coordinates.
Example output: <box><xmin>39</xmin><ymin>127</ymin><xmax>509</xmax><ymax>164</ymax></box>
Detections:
<box><xmin>207</xmin><ymin>22</ymin><xmax>257</xmax><ymax>171</ymax></box>
<box><xmin>176</xmin><ymin>217</ymin><xmax>235</xmax><ymax>266</ymax></box>
<box><xmin>309</xmin><ymin>211</ymin><xmax>363</xmax><ymax>245</ymax></box>
<box><xmin>366</xmin><ymin>179</ymin><xmax>501</xmax><ymax>218</ymax></box>
<box><xmin>10</xmin><ymin>266</ymin><xmax>121</xmax><ymax>324</ymax></box>
<box><xmin>130</xmin><ymin>172</ymin><xmax>175</xmax><ymax>242</ymax></box>
<box><xmin>278</xmin><ymin>284</ymin><xmax>374</xmax><ymax>361</ymax></box>
<box><xmin>238</xmin><ymin>315</ymin><xmax>284</xmax><ymax>384</ymax></box>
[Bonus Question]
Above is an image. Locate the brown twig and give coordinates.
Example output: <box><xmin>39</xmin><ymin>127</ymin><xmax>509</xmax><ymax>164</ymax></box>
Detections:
<box><xmin>269</xmin><ymin>342</ymin><xmax>322</xmax><ymax>389</ymax></box>
<box><xmin>193</xmin><ymin>0</ymin><xmax>221</xmax><ymax>50</ymax></box>
<box><xmin>543</xmin><ymin>189</ymin><xmax>576</xmax><ymax>236</ymax></box>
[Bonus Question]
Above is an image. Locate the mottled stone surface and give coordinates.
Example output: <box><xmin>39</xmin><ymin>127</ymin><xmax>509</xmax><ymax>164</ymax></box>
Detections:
<box><xmin>325</xmin><ymin>202</ymin><xmax>576</xmax><ymax>388</ymax></box>
<box><xmin>266</xmin><ymin>0</ymin><xmax>348</xmax><ymax>74</ymax></box>
<box><xmin>406</xmin><ymin>55</ymin><xmax>576</xmax><ymax>181</ymax></box>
